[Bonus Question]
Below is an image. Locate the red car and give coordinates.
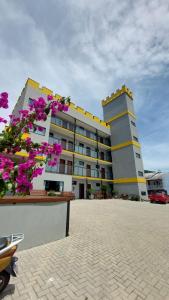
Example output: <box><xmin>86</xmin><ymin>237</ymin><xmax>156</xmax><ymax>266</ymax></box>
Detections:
<box><xmin>149</xmin><ymin>190</ymin><xmax>169</xmax><ymax>204</ymax></box>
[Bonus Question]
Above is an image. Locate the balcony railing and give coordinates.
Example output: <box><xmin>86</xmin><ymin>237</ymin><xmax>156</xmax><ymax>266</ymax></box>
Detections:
<box><xmin>49</xmin><ymin>137</ymin><xmax>112</xmax><ymax>162</ymax></box>
<box><xmin>51</xmin><ymin>116</ymin><xmax>111</xmax><ymax>146</ymax></box>
<box><xmin>46</xmin><ymin>163</ymin><xmax>113</xmax><ymax>179</ymax></box>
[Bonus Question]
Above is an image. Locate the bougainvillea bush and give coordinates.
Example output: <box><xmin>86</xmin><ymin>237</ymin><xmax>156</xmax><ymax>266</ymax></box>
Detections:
<box><xmin>0</xmin><ymin>92</ymin><xmax>70</xmax><ymax>197</ymax></box>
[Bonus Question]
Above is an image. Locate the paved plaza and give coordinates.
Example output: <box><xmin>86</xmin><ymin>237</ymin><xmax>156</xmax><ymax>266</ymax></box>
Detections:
<box><xmin>2</xmin><ymin>199</ymin><xmax>169</xmax><ymax>300</ymax></box>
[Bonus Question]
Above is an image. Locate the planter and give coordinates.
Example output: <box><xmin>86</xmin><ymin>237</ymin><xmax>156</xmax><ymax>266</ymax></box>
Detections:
<box><xmin>0</xmin><ymin>196</ymin><xmax>72</xmax><ymax>250</ymax></box>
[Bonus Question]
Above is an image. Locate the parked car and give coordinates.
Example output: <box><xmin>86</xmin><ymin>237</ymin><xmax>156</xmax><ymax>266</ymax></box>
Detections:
<box><xmin>148</xmin><ymin>190</ymin><xmax>169</xmax><ymax>204</ymax></box>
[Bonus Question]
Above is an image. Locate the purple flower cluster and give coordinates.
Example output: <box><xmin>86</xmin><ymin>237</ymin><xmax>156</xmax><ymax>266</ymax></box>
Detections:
<box><xmin>50</xmin><ymin>100</ymin><xmax>69</xmax><ymax>116</ymax></box>
<box><xmin>29</xmin><ymin>97</ymin><xmax>47</xmax><ymax>121</ymax></box>
<box><xmin>0</xmin><ymin>90</ymin><xmax>69</xmax><ymax>196</ymax></box>
<box><xmin>0</xmin><ymin>92</ymin><xmax>8</xmax><ymax>109</ymax></box>
<box><xmin>32</xmin><ymin>167</ymin><xmax>43</xmax><ymax>178</ymax></box>
<box><xmin>0</xmin><ymin>117</ymin><xmax>7</xmax><ymax>124</ymax></box>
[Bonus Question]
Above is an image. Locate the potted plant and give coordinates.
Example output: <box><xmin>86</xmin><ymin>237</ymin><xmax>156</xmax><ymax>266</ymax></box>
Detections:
<box><xmin>112</xmin><ymin>190</ymin><xmax>119</xmax><ymax>199</ymax></box>
<box><xmin>101</xmin><ymin>185</ymin><xmax>107</xmax><ymax>198</ymax></box>
<box><xmin>87</xmin><ymin>188</ymin><xmax>95</xmax><ymax>199</ymax></box>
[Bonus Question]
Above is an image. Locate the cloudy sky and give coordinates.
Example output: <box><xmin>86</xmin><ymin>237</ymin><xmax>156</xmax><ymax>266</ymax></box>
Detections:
<box><xmin>0</xmin><ymin>0</ymin><xmax>169</xmax><ymax>171</ymax></box>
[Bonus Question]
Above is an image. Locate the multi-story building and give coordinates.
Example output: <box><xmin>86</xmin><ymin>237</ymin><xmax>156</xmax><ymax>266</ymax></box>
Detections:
<box><xmin>12</xmin><ymin>78</ymin><xmax>147</xmax><ymax>199</ymax></box>
<box><xmin>145</xmin><ymin>171</ymin><xmax>169</xmax><ymax>194</ymax></box>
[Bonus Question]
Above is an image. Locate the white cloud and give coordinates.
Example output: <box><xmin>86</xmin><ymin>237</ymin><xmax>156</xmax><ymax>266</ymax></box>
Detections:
<box><xmin>0</xmin><ymin>0</ymin><xmax>169</xmax><ymax>170</ymax></box>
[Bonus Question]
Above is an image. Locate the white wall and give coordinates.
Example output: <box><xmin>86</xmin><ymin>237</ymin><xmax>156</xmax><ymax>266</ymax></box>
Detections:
<box><xmin>0</xmin><ymin>202</ymin><xmax>68</xmax><ymax>250</ymax></box>
<box><xmin>163</xmin><ymin>174</ymin><xmax>169</xmax><ymax>194</ymax></box>
<box><xmin>33</xmin><ymin>172</ymin><xmax>72</xmax><ymax>192</ymax></box>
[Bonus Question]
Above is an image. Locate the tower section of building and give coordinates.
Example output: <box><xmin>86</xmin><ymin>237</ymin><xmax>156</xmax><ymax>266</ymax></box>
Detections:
<box><xmin>102</xmin><ymin>86</ymin><xmax>148</xmax><ymax>200</ymax></box>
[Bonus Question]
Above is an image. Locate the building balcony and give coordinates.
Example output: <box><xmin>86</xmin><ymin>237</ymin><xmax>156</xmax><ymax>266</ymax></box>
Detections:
<box><xmin>49</xmin><ymin>137</ymin><xmax>112</xmax><ymax>162</ymax></box>
<box><xmin>45</xmin><ymin>163</ymin><xmax>113</xmax><ymax>180</ymax></box>
<box><xmin>51</xmin><ymin>116</ymin><xmax>111</xmax><ymax>147</ymax></box>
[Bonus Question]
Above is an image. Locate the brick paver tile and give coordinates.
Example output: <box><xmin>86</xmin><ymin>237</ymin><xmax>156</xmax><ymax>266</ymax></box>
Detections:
<box><xmin>1</xmin><ymin>200</ymin><xmax>169</xmax><ymax>300</ymax></box>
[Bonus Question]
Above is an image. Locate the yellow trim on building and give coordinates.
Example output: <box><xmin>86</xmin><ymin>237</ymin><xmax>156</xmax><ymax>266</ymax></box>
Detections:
<box><xmin>51</xmin><ymin>123</ymin><xmax>74</xmax><ymax>134</ymax></box>
<box><xmin>72</xmin><ymin>176</ymin><xmax>146</xmax><ymax>184</ymax></box>
<box><xmin>107</xmin><ymin>110</ymin><xmax>136</xmax><ymax>124</ymax></box>
<box><xmin>70</xmin><ymin>102</ymin><xmax>110</xmax><ymax>128</ymax></box>
<box><xmin>75</xmin><ymin>133</ymin><xmax>111</xmax><ymax>149</ymax></box>
<box><xmin>93</xmin><ymin>116</ymin><xmax>100</xmax><ymax>123</ymax></box>
<box><xmin>102</xmin><ymin>85</ymin><xmax>133</xmax><ymax>107</ymax></box>
<box><xmin>62</xmin><ymin>149</ymin><xmax>112</xmax><ymax>165</ymax></box>
<box><xmin>50</xmin><ymin>124</ymin><xmax>111</xmax><ymax>149</ymax></box>
<box><xmin>112</xmin><ymin>177</ymin><xmax>146</xmax><ymax>184</ymax></box>
<box><xmin>26</xmin><ymin>78</ymin><xmax>110</xmax><ymax>129</ymax></box>
<box><xmin>15</xmin><ymin>151</ymin><xmax>45</xmax><ymax>160</ymax></box>
<box><xmin>85</xmin><ymin>111</ymin><xmax>93</xmax><ymax>119</ymax></box>
<box><xmin>98</xmin><ymin>142</ymin><xmax>111</xmax><ymax>150</ymax></box>
<box><xmin>41</xmin><ymin>87</ymin><xmax>53</xmax><ymax>95</ymax></box>
<box><xmin>26</xmin><ymin>78</ymin><xmax>40</xmax><ymax>89</ymax></box>
<box><xmin>111</xmin><ymin>140</ymin><xmax>141</xmax><ymax>151</ymax></box>
<box><xmin>26</xmin><ymin>78</ymin><xmax>53</xmax><ymax>96</ymax></box>
<box><xmin>76</xmin><ymin>133</ymin><xmax>97</xmax><ymax>144</ymax></box>
<box><xmin>72</xmin><ymin>175</ymin><xmax>113</xmax><ymax>182</ymax></box>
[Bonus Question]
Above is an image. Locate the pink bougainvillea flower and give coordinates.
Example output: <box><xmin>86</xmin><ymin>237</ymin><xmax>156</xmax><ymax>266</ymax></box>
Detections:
<box><xmin>38</xmin><ymin>126</ymin><xmax>44</xmax><ymax>132</ymax></box>
<box><xmin>1</xmin><ymin>92</ymin><xmax>8</xmax><ymax>99</ymax></box>
<box><xmin>47</xmin><ymin>95</ymin><xmax>53</xmax><ymax>101</ymax></box>
<box><xmin>0</xmin><ymin>117</ymin><xmax>7</xmax><ymax>123</ymax></box>
<box><xmin>53</xmin><ymin>143</ymin><xmax>62</xmax><ymax>155</ymax></box>
<box><xmin>2</xmin><ymin>172</ymin><xmax>10</xmax><ymax>181</ymax></box>
<box><xmin>19</xmin><ymin>110</ymin><xmax>29</xmax><ymax>119</ymax></box>
<box><xmin>63</xmin><ymin>105</ymin><xmax>69</xmax><ymax>112</ymax></box>
<box><xmin>32</xmin><ymin>167</ymin><xmax>43</xmax><ymax>178</ymax></box>
<box><xmin>0</xmin><ymin>89</ymin><xmax>69</xmax><ymax>196</ymax></box>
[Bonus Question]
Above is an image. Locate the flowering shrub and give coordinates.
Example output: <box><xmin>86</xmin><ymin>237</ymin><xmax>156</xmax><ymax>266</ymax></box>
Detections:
<box><xmin>0</xmin><ymin>92</ymin><xmax>70</xmax><ymax>197</ymax></box>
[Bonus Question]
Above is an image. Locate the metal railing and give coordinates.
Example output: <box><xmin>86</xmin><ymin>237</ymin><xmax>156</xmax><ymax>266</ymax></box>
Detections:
<box><xmin>46</xmin><ymin>163</ymin><xmax>113</xmax><ymax>179</ymax></box>
<box><xmin>51</xmin><ymin>116</ymin><xmax>111</xmax><ymax>146</ymax></box>
<box><xmin>49</xmin><ymin>137</ymin><xmax>112</xmax><ymax>161</ymax></box>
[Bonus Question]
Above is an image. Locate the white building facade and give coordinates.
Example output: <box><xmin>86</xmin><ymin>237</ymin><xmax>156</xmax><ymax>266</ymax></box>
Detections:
<box><xmin>12</xmin><ymin>78</ymin><xmax>148</xmax><ymax>199</ymax></box>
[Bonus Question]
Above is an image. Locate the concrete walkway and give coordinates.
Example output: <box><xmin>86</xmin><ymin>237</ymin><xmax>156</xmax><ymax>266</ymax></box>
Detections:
<box><xmin>2</xmin><ymin>199</ymin><xmax>169</xmax><ymax>300</ymax></box>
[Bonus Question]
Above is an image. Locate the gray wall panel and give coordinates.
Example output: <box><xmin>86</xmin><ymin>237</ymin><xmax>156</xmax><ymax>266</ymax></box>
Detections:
<box><xmin>0</xmin><ymin>202</ymin><xmax>67</xmax><ymax>250</ymax></box>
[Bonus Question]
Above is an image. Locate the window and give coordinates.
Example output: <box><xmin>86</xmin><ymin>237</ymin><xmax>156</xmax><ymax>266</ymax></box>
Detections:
<box><xmin>141</xmin><ymin>191</ymin><xmax>146</xmax><ymax>196</ymax></box>
<box><xmin>138</xmin><ymin>171</ymin><xmax>143</xmax><ymax>176</ymax></box>
<box><xmin>86</xmin><ymin>147</ymin><xmax>91</xmax><ymax>156</ymax></box>
<box><xmin>69</xmin><ymin>122</ymin><xmax>74</xmax><ymax>131</ymax></box>
<box><xmin>105</xmin><ymin>138</ymin><xmax>111</xmax><ymax>146</ymax></box>
<box><xmin>79</xmin><ymin>161</ymin><xmax>84</xmax><ymax>166</ymax></box>
<box><xmin>79</xmin><ymin>143</ymin><xmax>84</xmax><ymax>154</ymax></box>
<box><xmin>72</xmin><ymin>181</ymin><xmax>77</xmax><ymax>185</ymax></box>
<box><xmin>45</xmin><ymin>180</ymin><xmax>64</xmax><ymax>192</ymax></box>
<box><xmin>90</xmin><ymin>132</ymin><xmax>96</xmax><ymax>140</ymax></box>
<box><xmin>133</xmin><ymin>136</ymin><xmax>138</xmax><ymax>142</ymax></box>
<box><xmin>49</xmin><ymin>132</ymin><xmax>54</xmax><ymax>137</ymax></box>
<box><xmin>136</xmin><ymin>152</ymin><xmax>141</xmax><ymax>158</ymax></box>
<box><xmin>99</xmin><ymin>136</ymin><xmax>104</xmax><ymax>143</ymax></box>
<box><xmin>96</xmin><ymin>183</ymin><xmax>100</xmax><ymax>187</ymax></box>
<box><xmin>131</xmin><ymin>120</ymin><xmax>136</xmax><ymax>127</ymax></box>
<box><xmin>61</xmin><ymin>139</ymin><xmax>67</xmax><ymax>149</ymax></box>
<box><xmin>28</xmin><ymin>98</ymin><xmax>34</xmax><ymax>106</ymax></box>
<box><xmin>30</xmin><ymin>124</ymin><xmax>46</xmax><ymax>136</ymax></box>
<box><xmin>68</xmin><ymin>141</ymin><xmax>73</xmax><ymax>151</ymax></box>
<box><xmin>86</xmin><ymin>130</ymin><xmax>90</xmax><ymax>138</ymax></box>
<box><xmin>51</xmin><ymin>116</ymin><xmax>62</xmax><ymax>126</ymax></box>
<box><xmin>62</xmin><ymin>120</ymin><xmax>68</xmax><ymax>129</ymax></box>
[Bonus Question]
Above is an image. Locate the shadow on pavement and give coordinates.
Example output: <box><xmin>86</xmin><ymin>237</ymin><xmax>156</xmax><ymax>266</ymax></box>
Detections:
<box><xmin>0</xmin><ymin>284</ymin><xmax>15</xmax><ymax>299</ymax></box>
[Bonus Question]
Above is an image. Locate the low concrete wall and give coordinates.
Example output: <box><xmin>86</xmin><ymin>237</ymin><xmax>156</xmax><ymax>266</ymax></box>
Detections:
<box><xmin>0</xmin><ymin>201</ymin><xmax>68</xmax><ymax>250</ymax></box>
